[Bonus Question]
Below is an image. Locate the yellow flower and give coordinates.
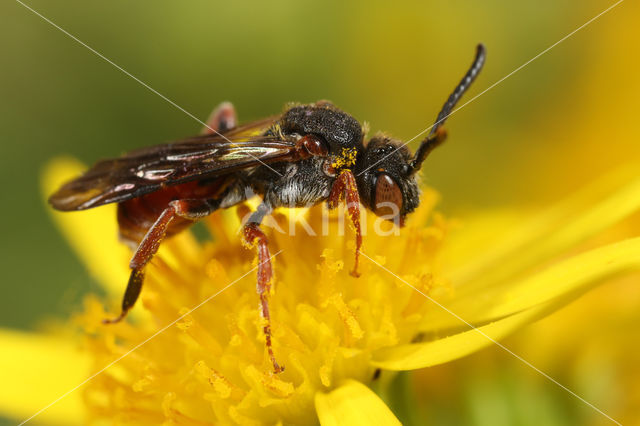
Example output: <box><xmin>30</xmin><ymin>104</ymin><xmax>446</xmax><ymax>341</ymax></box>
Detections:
<box><xmin>2</xmin><ymin>157</ymin><xmax>640</xmax><ymax>425</ymax></box>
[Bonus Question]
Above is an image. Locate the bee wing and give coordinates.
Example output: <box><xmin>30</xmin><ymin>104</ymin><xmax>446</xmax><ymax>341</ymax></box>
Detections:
<box><xmin>49</xmin><ymin>116</ymin><xmax>296</xmax><ymax>211</ymax></box>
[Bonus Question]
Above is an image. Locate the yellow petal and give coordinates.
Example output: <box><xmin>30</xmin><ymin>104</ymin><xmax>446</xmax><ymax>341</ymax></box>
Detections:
<box><xmin>378</xmin><ymin>237</ymin><xmax>640</xmax><ymax>370</ymax></box>
<box><xmin>372</xmin><ymin>299</ymin><xmax>559</xmax><ymax>370</ymax></box>
<box><xmin>448</xmin><ymin>169</ymin><xmax>640</xmax><ymax>292</ymax></box>
<box><xmin>485</xmin><ymin>236</ymin><xmax>640</xmax><ymax>320</ymax></box>
<box><xmin>41</xmin><ymin>157</ymin><xmax>130</xmax><ymax>295</ymax></box>
<box><xmin>315</xmin><ymin>380</ymin><xmax>401</xmax><ymax>426</ymax></box>
<box><xmin>426</xmin><ymin>236</ymin><xmax>640</xmax><ymax>332</ymax></box>
<box><xmin>423</xmin><ymin>172</ymin><xmax>640</xmax><ymax>332</ymax></box>
<box><xmin>0</xmin><ymin>328</ymin><xmax>89</xmax><ymax>425</ymax></box>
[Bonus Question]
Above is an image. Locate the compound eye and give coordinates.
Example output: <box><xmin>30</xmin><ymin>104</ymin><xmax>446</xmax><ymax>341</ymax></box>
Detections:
<box><xmin>374</xmin><ymin>173</ymin><xmax>403</xmax><ymax>217</ymax></box>
<box><xmin>300</xmin><ymin>134</ymin><xmax>329</xmax><ymax>157</ymax></box>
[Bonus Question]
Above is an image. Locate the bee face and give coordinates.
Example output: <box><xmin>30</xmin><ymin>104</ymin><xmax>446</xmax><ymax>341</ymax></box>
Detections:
<box><xmin>355</xmin><ymin>136</ymin><xmax>420</xmax><ymax>224</ymax></box>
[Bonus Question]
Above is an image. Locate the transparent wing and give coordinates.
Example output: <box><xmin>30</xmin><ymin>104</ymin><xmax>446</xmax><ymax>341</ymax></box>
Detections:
<box><xmin>49</xmin><ymin>116</ymin><xmax>295</xmax><ymax>210</ymax></box>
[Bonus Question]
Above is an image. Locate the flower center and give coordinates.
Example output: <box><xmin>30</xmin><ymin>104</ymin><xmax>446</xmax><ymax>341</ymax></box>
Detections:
<box><xmin>78</xmin><ymin>196</ymin><xmax>446</xmax><ymax>424</ymax></box>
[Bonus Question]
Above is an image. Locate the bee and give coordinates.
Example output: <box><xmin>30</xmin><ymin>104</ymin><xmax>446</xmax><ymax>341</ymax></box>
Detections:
<box><xmin>50</xmin><ymin>44</ymin><xmax>486</xmax><ymax>373</ymax></box>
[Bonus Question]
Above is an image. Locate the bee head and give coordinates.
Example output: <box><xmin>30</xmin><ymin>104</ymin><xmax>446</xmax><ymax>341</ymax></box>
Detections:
<box><xmin>355</xmin><ymin>135</ymin><xmax>420</xmax><ymax>225</ymax></box>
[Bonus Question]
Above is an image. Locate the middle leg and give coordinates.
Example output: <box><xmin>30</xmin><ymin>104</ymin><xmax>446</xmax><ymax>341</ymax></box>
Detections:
<box><xmin>242</xmin><ymin>203</ymin><xmax>284</xmax><ymax>373</ymax></box>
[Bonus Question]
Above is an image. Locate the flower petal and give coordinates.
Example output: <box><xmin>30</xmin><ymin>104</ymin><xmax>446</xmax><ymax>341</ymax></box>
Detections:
<box><xmin>372</xmin><ymin>299</ymin><xmax>558</xmax><ymax>370</ymax></box>
<box><xmin>376</xmin><ymin>237</ymin><xmax>640</xmax><ymax>370</ymax></box>
<box><xmin>315</xmin><ymin>380</ymin><xmax>401</xmax><ymax>426</ymax></box>
<box><xmin>423</xmin><ymin>173</ymin><xmax>640</xmax><ymax>332</ymax></box>
<box><xmin>484</xmin><ymin>236</ymin><xmax>640</xmax><ymax>320</ymax></box>
<box><xmin>41</xmin><ymin>158</ymin><xmax>130</xmax><ymax>294</ymax></box>
<box><xmin>0</xmin><ymin>328</ymin><xmax>89</xmax><ymax>425</ymax></box>
<box><xmin>448</xmin><ymin>171</ymin><xmax>640</xmax><ymax>291</ymax></box>
<box><xmin>425</xmin><ymin>236</ymin><xmax>640</xmax><ymax>332</ymax></box>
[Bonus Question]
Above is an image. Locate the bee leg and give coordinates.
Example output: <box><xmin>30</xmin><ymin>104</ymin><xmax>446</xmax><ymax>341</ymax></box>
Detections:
<box><xmin>242</xmin><ymin>204</ymin><xmax>284</xmax><ymax>373</ymax></box>
<box><xmin>327</xmin><ymin>169</ymin><xmax>362</xmax><ymax>277</ymax></box>
<box><xmin>104</xmin><ymin>199</ymin><xmax>215</xmax><ymax>324</ymax></box>
<box><xmin>202</xmin><ymin>101</ymin><xmax>237</xmax><ymax>134</ymax></box>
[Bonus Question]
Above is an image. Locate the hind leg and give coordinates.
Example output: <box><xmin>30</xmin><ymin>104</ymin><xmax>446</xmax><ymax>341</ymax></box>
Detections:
<box><xmin>106</xmin><ymin>102</ymin><xmax>234</xmax><ymax>324</ymax></box>
<box><xmin>104</xmin><ymin>198</ymin><xmax>216</xmax><ymax>324</ymax></box>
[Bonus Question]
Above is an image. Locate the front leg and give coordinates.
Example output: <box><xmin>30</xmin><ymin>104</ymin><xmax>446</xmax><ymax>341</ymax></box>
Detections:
<box><xmin>328</xmin><ymin>169</ymin><xmax>362</xmax><ymax>277</ymax></box>
<box><xmin>242</xmin><ymin>203</ymin><xmax>284</xmax><ymax>373</ymax></box>
<box><xmin>104</xmin><ymin>198</ymin><xmax>216</xmax><ymax>324</ymax></box>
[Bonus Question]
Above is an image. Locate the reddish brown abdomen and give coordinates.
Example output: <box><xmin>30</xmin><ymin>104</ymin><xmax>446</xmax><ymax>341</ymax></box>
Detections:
<box><xmin>118</xmin><ymin>178</ymin><xmax>229</xmax><ymax>245</ymax></box>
